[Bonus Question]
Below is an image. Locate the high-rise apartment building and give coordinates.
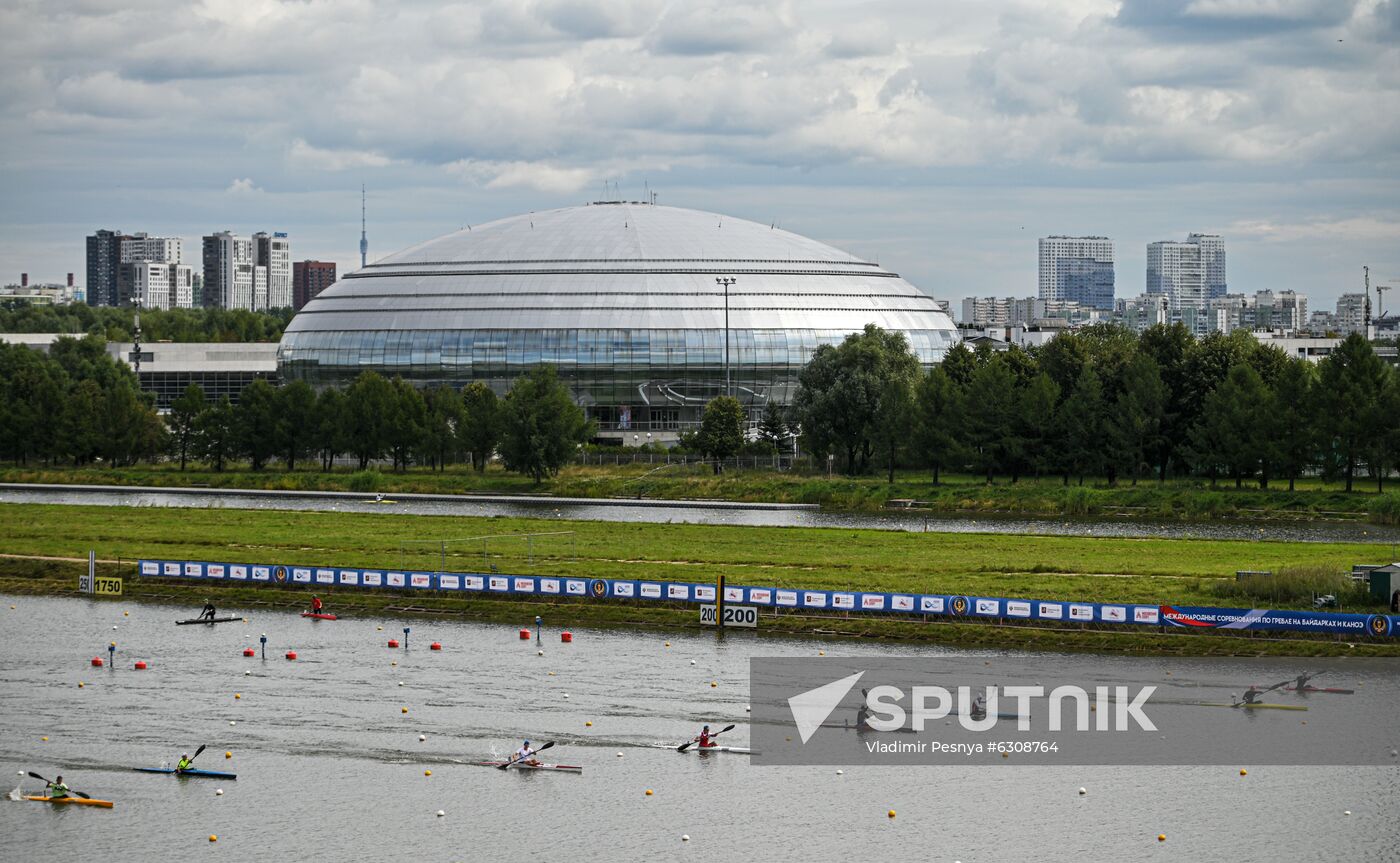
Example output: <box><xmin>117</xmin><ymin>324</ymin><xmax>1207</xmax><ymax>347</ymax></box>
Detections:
<box><xmin>1147</xmin><ymin>234</ymin><xmax>1226</xmax><ymax>312</ymax></box>
<box><xmin>202</xmin><ymin>232</ymin><xmax>255</xmax><ymax>310</ymax></box>
<box><xmin>1187</xmin><ymin>233</ymin><xmax>1226</xmax><ymax>299</ymax></box>
<box><xmin>117</xmin><ymin>233</ymin><xmax>191</xmax><ymax>308</ymax></box>
<box><xmin>254</xmin><ymin>232</ymin><xmax>292</xmax><ymax>308</ymax></box>
<box><xmin>960</xmin><ymin>296</ymin><xmax>1011</xmax><ymax>327</ymax></box>
<box><xmin>86</xmin><ymin>229</ymin><xmax>127</xmax><ymax>307</ymax></box>
<box><xmin>121</xmin><ymin>233</ymin><xmax>182</xmax><ymax>266</ymax></box>
<box><xmin>292</xmin><ymin>260</ymin><xmax>337</xmax><ymax>310</ymax></box>
<box><xmin>1335</xmin><ymin>294</ymin><xmax>1368</xmax><ymax>335</ymax></box>
<box><xmin>1038</xmin><ymin>236</ymin><xmax>1115</xmax><ymax>310</ymax></box>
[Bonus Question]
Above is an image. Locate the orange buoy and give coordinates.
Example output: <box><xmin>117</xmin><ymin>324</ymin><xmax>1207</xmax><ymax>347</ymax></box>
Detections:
<box><xmin>387</xmin><ymin>639</ymin><xmax>400</xmax><ymax>648</ymax></box>
<box><xmin>285</xmin><ymin>651</ymin><xmax>297</xmax><ymax>660</ymax></box>
<box><xmin>91</xmin><ymin>657</ymin><xmax>103</xmax><ymax>667</ymax></box>
<box><xmin>561</xmin><ymin>632</ymin><xmax>573</xmax><ymax>643</ymax></box>
<box><xmin>519</xmin><ymin>629</ymin><xmax>531</xmax><ymax>640</ymax></box>
<box><xmin>134</xmin><ymin>661</ymin><xmax>147</xmax><ymax>670</ymax></box>
<box><xmin>242</xmin><ymin>648</ymin><xmax>255</xmax><ymax>657</ymax></box>
<box><xmin>430</xmin><ymin>642</ymin><xmax>442</xmax><ymax>651</ymax></box>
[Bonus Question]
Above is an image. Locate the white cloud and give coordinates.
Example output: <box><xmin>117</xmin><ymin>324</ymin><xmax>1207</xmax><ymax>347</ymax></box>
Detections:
<box><xmin>289</xmin><ymin>139</ymin><xmax>395</xmax><ymax>171</ymax></box>
<box><xmin>225</xmin><ymin>178</ymin><xmax>262</xmax><ymax>195</ymax></box>
<box><xmin>445</xmin><ymin>160</ymin><xmax>595</xmax><ymax>193</ymax></box>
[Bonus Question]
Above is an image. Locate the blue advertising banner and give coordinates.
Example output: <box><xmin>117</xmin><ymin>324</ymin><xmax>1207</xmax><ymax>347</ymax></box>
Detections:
<box><xmin>137</xmin><ymin>559</ymin><xmax>1399</xmax><ymax>637</ymax></box>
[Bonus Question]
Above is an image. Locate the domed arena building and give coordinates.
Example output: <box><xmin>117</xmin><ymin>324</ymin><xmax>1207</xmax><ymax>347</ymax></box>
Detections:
<box><xmin>277</xmin><ymin>202</ymin><xmax>958</xmax><ymax>442</ymax></box>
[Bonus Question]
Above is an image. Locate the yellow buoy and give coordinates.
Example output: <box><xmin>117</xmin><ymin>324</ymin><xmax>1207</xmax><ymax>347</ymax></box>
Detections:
<box><xmin>664</xmin><ymin>642</ymin><xmax>671</xmax><ymax>647</ymax></box>
<box><xmin>818</xmin><ymin>651</ymin><xmax>825</xmax><ymax>656</ymax></box>
<box><xmin>209</xmin><ymin>835</ymin><xmax>218</xmax><ymax>843</ymax></box>
<box><xmin>41</xmin><ymin>737</ymin><xmax>48</xmax><ymax>742</ymax></box>
<box><xmin>123</xmin><ymin>611</ymin><xmax>129</xmax><ymax>617</ymax></box>
<box><xmin>645</xmin><ymin>789</ymin><xmax>653</xmax><ymax>796</ymax></box>
<box><xmin>402</xmin><ymin>707</ymin><xmax>408</xmax><ymax>713</ymax></box>
<box><xmin>235</xmin><ymin>693</ymin><xmax>241</xmax><ymax>700</ymax></box>
<box><xmin>887</xmin><ymin>809</ymin><xmax>896</xmax><ymax>818</ymax></box>
<box><xmin>225</xmin><ymin>751</ymin><xmax>232</xmax><ymax>759</ymax></box>
<box><xmin>1157</xmin><ymin>835</ymin><xmax>1166</xmax><ymax>842</ymax></box>
<box><xmin>585</xmin><ymin>721</ymin><xmax>592</xmax><ymax>727</ymax></box>
<box><xmin>78</xmin><ymin>682</ymin><xmax>84</xmax><ymax>688</ymax></box>
<box><xmin>710</xmin><ymin>681</ymin><xmax>717</xmax><ymax>688</ymax></box>
<box><xmin>1239</xmin><ymin>769</ymin><xmax>1247</xmax><ymax>776</ymax></box>
<box><xmin>424</xmin><ymin>770</ymin><xmax>432</xmax><ymax>776</ymax></box>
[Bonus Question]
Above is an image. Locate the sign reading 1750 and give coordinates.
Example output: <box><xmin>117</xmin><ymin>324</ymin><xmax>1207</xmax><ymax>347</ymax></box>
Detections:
<box><xmin>78</xmin><ymin>575</ymin><xmax>123</xmax><ymax>596</ymax></box>
<box><xmin>700</xmin><ymin>604</ymin><xmax>758</xmax><ymax>628</ymax></box>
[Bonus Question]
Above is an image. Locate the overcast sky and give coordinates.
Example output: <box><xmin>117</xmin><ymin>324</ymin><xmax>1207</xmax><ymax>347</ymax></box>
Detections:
<box><xmin>2</xmin><ymin>0</ymin><xmax>1398</xmax><ymax>314</ymax></box>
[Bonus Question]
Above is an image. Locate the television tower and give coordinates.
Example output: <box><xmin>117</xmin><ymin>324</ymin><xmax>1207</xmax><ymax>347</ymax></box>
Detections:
<box><xmin>359</xmin><ymin>184</ymin><xmax>368</xmax><ymax>269</ymax></box>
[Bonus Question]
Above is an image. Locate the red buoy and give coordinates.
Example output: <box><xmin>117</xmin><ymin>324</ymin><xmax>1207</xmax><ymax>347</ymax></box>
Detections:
<box><xmin>430</xmin><ymin>642</ymin><xmax>442</xmax><ymax>651</ymax></box>
<box><xmin>387</xmin><ymin>639</ymin><xmax>400</xmax><ymax>648</ymax></box>
<box><xmin>561</xmin><ymin>632</ymin><xmax>573</xmax><ymax>643</ymax></box>
<box><xmin>134</xmin><ymin>661</ymin><xmax>147</xmax><ymax>670</ymax></box>
<box><xmin>518</xmin><ymin>629</ymin><xmax>531</xmax><ymax>640</ymax></box>
<box><xmin>285</xmin><ymin>651</ymin><xmax>297</xmax><ymax>660</ymax></box>
<box><xmin>91</xmin><ymin>657</ymin><xmax>103</xmax><ymax>667</ymax></box>
<box><xmin>242</xmin><ymin>648</ymin><xmax>255</xmax><ymax>657</ymax></box>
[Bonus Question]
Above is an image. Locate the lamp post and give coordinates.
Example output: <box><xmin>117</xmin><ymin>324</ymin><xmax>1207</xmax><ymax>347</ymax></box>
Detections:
<box><xmin>716</xmin><ymin>277</ymin><xmax>737</xmax><ymax>397</ymax></box>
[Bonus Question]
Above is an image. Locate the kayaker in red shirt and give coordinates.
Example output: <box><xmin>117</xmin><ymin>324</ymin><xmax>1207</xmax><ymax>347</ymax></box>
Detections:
<box><xmin>694</xmin><ymin>725</ymin><xmax>717</xmax><ymax>749</ymax></box>
<box><xmin>311</xmin><ymin>596</ymin><xmax>324</xmax><ymax>615</ymax></box>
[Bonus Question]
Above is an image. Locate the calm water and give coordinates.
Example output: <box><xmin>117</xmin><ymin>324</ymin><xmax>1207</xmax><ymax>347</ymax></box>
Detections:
<box><xmin>3</xmin><ymin>484</ymin><xmax>1399</xmax><ymax>545</ymax></box>
<box><xmin>1</xmin><ymin>594</ymin><xmax>1396</xmax><ymax>862</ymax></box>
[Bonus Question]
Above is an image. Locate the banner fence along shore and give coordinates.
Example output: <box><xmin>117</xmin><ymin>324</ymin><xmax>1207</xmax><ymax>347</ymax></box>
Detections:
<box><xmin>138</xmin><ymin>559</ymin><xmax>1400</xmax><ymax>638</ymax></box>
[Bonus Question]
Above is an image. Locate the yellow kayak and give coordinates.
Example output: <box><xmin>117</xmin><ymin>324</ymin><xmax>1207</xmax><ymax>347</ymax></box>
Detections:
<box><xmin>25</xmin><ymin>795</ymin><xmax>114</xmax><ymax>808</ymax></box>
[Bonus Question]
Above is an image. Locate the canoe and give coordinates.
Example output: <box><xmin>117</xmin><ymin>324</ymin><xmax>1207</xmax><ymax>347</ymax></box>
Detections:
<box><xmin>1196</xmin><ymin>702</ymin><xmax>1308</xmax><ymax>711</ymax></box>
<box><xmin>684</xmin><ymin>745</ymin><xmax>755</xmax><ymax>754</ymax></box>
<box><xmin>471</xmin><ymin>761</ymin><xmax>583</xmax><ymax>773</ymax></box>
<box><xmin>25</xmin><ymin>795</ymin><xmax>114</xmax><ymax>808</ymax></box>
<box><xmin>301</xmin><ymin>612</ymin><xmax>337</xmax><ymax>620</ymax></box>
<box><xmin>133</xmin><ymin>767</ymin><xmax>237</xmax><ymax>780</ymax></box>
<box><xmin>1283</xmin><ymin>685</ymin><xmax>1354</xmax><ymax>694</ymax></box>
<box><xmin>175</xmin><ymin>617</ymin><xmax>242</xmax><ymax>626</ymax></box>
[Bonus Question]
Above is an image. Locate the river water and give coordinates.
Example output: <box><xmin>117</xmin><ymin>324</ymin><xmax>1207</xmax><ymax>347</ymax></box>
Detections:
<box><xmin>3</xmin><ymin>484</ymin><xmax>1399</xmax><ymax>545</ymax></box>
<box><xmin>1</xmin><ymin>594</ymin><xmax>1396</xmax><ymax>862</ymax></box>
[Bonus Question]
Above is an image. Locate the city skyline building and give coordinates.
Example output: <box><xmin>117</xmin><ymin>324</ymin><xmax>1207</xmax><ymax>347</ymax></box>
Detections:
<box><xmin>1038</xmin><ymin>236</ymin><xmax>1115</xmax><ymax>310</ymax></box>
<box><xmin>85</xmin><ymin>229</ymin><xmax>126</xmax><ymax>307</ymax></box>
<box><xmin>1147</xmin><ymin>240</ymin><xmax>1204</xmax><ymax>312</ymax></box>
<box><xmin>292</xmin><ymin>260</ymin><xmax>337</xmax><ymax>310</ymax></box>
<box><xmin>121</xmin><ymin>233</ymin><xmax>182</xmax><ymax>266</ymax></box>
<box><xmin>202</xmin><ymin>231</ymin><xmax>255</xmax><ymax>310</ymax></box>
<box><xmin>254</xmin><ymin>231</ymin><xmax>292</xmax><ymax>308</ymax></box>
<box><xmin>1188</xmin><ymin>233</ymin><xmax>1227</xmax><ymax>299</ymax></box>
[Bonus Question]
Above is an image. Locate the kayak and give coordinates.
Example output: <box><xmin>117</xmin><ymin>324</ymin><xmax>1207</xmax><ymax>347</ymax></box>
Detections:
<box><xmin>471</xmin><ymin>761</ymin><xmax>583</xmax><ymax>773</ymax></box>
<box><xmin>684</xmin><ymin>745</ymin><xmax>755</xmax><ymax>754</ymax></box>
<box><xmin>176</xmin><ymin>617</ymin><xmax>242</xmax><ymax>626</ymax></box>
<box><xmin>133</xmin><ymin>767</ymin><xmax>237</xmax><ymax>780</ymax></box>
<box><xmin>301</xmin><ymin>612</ymin><xmax>337</xmax><ymax>620</ymax></box>
<box><xmin>1284</xmin><ymin>685</ymin><xmax>1354</xmax><ymax>695</ymax></box>
<box><xmin>1197</xmin><ymin>702</ymin><xmax>1308</xmax><ymax>711</ymax></box>
<box><xmin>25</xmin><ymin>795</ymin><xmax>114</xmax><ymax>808</ymax></box>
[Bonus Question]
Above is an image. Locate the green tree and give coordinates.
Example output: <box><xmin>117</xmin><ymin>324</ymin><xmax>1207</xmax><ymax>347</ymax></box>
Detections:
<box><xmin>499</xmin><ymin>365</ymin><xmax>593</xmax><ymax>483</ymax></box>
<box><xmin>274</xmin><ymin>380</ymin><xmax>317</xmax><ymax>471</ymax></box>
<box><xmin>1187</xmin><ymin>362</ymin><xmax>1268</xmax><ymax>488</ymax></box>
<box><xmin>386</xmin><ymin>377</ymin><xmax>427</xmax><ymax>472</ymax></box>
<box><xmin>313</xmin><ymin>387</ymin><xmax>350</xmax><ymax>471</ymax></box>
<box><xmin>1136</xmin><ymin>322</ymin><xmax>1192</xmax><ymax>481</ymax></box>
<box><xmin>1016</xmin><ymin>372</ymin><xmax>1060</xmax><ymax>481</ymax></box>
<box><xmin>1366</xmin><ymin>366</ymin><xmax>1400</xmax><ymax>493</ymax></box>
<box><xmin>698</xmin><ymin>395</ymin><xmax>745</xmax><ymax>473</ymax></box>
<box><xmin>345</xmin><ymin>372</ymin><xmax>395</xmax><ymax>470</ymax></box>
<box><xmin>235</xmin><ymin>378</ymin><xmax>279</xmax><ymax>471</ymax></box>
<box><xmin>962</xmin><ymin>356</ymin><xmax>1017</xmax><ymax>483</ymax></box>
<box><xmin>168</xmin><ymin>383</ymin><xmax>206</xmax><ymax>471</ymax></box>
<box><xmin>756</xmin><ymin>400</ymin><xmax>788</xmax><ymax>453</ymax></box>
<box><xmin>421</xmin><ymin>385</ymin><xmax>465</xmax><ymax>471</ymax></box>
<box><xmin>60</xmin><ymin>379</ymin><xmax>104</xmax><ymax>466</ymax></box>
<box><xmin>1057</xmin><ymin>366</ymin><xmax>1107</xmax><ymax>485</ymax></box>
<box><xmin>1268</xmin><ymin>359</ymin><xmax>1317</xmax><ymax>491</ymax></box>
<box><xmin>940</xmin><ymin>342</ymin><xmax>977</xmax><ymax>387</ymax></box>
<box><xmin>460</xmin><ymin>382</ymin><xmax>503</xmax><ymax>472</ymax></box>
<box><xmin>1108</xmin><ymin>353</ymin><xmax>1167</xmax><ymax>486</ymax></box>
<box><xmin>1314</xmin><ymin>334</ymin><xmax>1387</xmax><ymax>492</ymax></box>
<box><xmin>195</xmin><ymin>396</ymin><xmax>237</xmax><ymax>471</ymax></box>
<box><xmin>912</xmin><ymin>365</ymin><xmax>962</xmax><ymax>485</ymax></box>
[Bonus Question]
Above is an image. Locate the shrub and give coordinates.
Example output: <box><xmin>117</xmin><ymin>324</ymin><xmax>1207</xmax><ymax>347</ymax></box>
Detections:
<box><xmin>1207</xmin><ymin>565</ymin><xmax>1374</xmax><ymax>608</ymax></box>
<box><xmin>347</xmin><ymin>470</ymin><xmax>382</xmax><ymax>492</ymax></box>
<box><xmin>1368</xmin><ymin>493</ymin><xmax>1400</xmax><ymax>526</ymax></box>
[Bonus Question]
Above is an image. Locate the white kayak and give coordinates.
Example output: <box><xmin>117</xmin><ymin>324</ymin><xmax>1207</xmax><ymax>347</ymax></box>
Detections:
<box><xmin>471</xmin><ymin>760</ymin><xmax>583</xmax><ymax>773</ymax></box>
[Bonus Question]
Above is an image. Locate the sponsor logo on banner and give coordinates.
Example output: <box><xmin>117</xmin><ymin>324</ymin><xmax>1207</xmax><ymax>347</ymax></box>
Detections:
<box><xmin>951</xmin><ymin>596</ymin><xmax>970</xmax><ymax>616</ymax></box>
<box><xmin>489</xmin><ymin>576</ymin><xmax>509</xmax><ymax>592</ymax></box>
<box><xmin>316</xmin><ymin>569</ymin><xmax>335</xmax><ymax>584</ymax></box>
<box><xmin>1134</xmin><ymin>607</ymin><xmax>1159</xmax><ymax>624</ymax></box>
<box><xmin>514</xmin><ymin>578</ymin><xmax>534</xmax><ymax>593</ymax></box>
<box><xmin>725</xmin><ymin>587</ymin><xmax>744</xmax><ymax>602</ymax></box>
<box><xmin>861</xmin><ymin>594</ymin><xmax>886</xmax><ymax>610</ymax></box>
<box><xmin>831</xmin><ymin>593</ymin><xmax>856</xmax><ymax>609</ymax></box>
<box><xmin>891</xmin><ymin>595</ymin><xmax>914</xmax><ymax>611</ymax></box>
<box><xmin>1368</xmin><ymin>615</ymin><xmax>1391</xmax><ymax>637</ymax></box>
<box><xmin>1069</xmin><ymin>604</ymin><xmax>1094</xmax><ymax>621</ymax></box>
<box><xmin>804</xmin><ymin>592</ymin><xmax>828</xmax><ymax>608</ymax></box>
<box><xmin>590</xmin><ymin>579</ymin><xmax>607</xmax><ymax>598</ymax></box>
<box><xmin>339</xmin><ymin>570</ymin><xmax>359</xmax><ymax>586</ymax></box>
<box><xmin>640</xmin><ymin>583</ymin><xmax>662</xmax><ymax>599</ymax></box>
<box><xmin>920</xmin><ymin>596</ymin><xmax>945</xmax><ymax>613</ymax></box>
<box><xmin>694</xmin><ymin>585</ymin><xmax>716</xmax><ymax>601</ymax></box>
<box><xmin>748</xmin><ymin>588</ymin><xmax>772</xmax><ymax>604</ymax></box>
<box><xmin>464</xmin><ymin>576</ymin><xmax>484</xmax><ymax>590</ymax></box>
<box><xmin>185</xmin><ymin>563</ymin><xmax>202</xmax><ymax>577</ymax></box>
<box><xmin>207</xmin><ymin>564</ymin><xmax>225</xmax><ymax>578</ymax></box>
<box><xmin>1039</xmin><ymin>602</ymin><xmax>1063</xmax><ymax>619</ymax></box>
<box><xmin>387</xmin><ymin>572</ymin><xmax>405</xmax><ymax>588</ymax></box>
<box><xmin>975</xmin><ymin>599</ymin><xmax>999</xmax><ymax>615</ymax></box>
<box><xmin>613</xmin><ymin>582</ymin><xmax>635</xmax><ymax>597</ymax></box>
<box><xmin>1007</xmin><ymin>600</ymin><xmax>1032</xmax><ymax>617</ymax></box>
<box><xmin>262</xmin><ymin>566</ymin><xmax>277</xmax><ymax>583</ymax></box>
<box><xmin>540</xmin><ymin>579</ymin><xmax>560</xmax><ymax>594</ymax></box>
<box><xmin>439</xmin><ymin>574</ymin><xmax>460</xmax><ymax>590</ymax></box>
<box><xmin>292</xmin><ymin>568</ymin><xmax>311</xmax><ymax>583</ymax></box>
<box><xmin>141</xmin><ymin>561</ymin><xmax>159</xmax><ymax>576</ymax></box>
<box><xmin>566</xmin><ymin>580</ymin><xmax>587</xmax><ymax>596</ymax></box>
<box><xmin>161</xmin><ymin>561</ymin><xmax>180</xmax><ymax>576</ymax></box>
<box><xmin>230</xmin><ymin>565</ymin><xmax>247</xmax><ymax>580</ymax></box>
<box><xmin>1101</xmin><ymin>606</ymin><xmax>1126</xmax><ymax>622</ymax></box>
<box><xmin>410</xmin><ymin>573</ymin><xmax>432</xmax><ymax>589</ymax></box>
<box><xmin>361</xmin><ymin>571</ymin><xmax>382</xmax><ymax>587</ymax></box>
<box><xmin>668</xmin><ymin>584</ymin><xmax>690</xmax><ymax>600</ymax></box>
<box><xmin>777</xmin><ymin>590</ymin><xmax>798</xmax><ymax>607</ymax></box>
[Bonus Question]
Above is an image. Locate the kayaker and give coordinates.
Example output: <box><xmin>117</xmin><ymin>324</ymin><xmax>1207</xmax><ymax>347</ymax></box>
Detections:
<box><xmin>1238</xmin><ymin>686</ymin><xmax>1263</xmax><ymax>706</ymax></box>
<box><xmin>311</xmin><ymin>596</ymin><xmax>324</xmax><ymax>616</ymax></box>
<box><xmin>513</xmin><ymin>740</ymin><xmax>541</xmax><ymax>767</ymax></box>
<box><xmin>855</xmin><ymin>688</ymin><xmax>872</xmax><ymax>731</ymax></box>
<box><xmin>176</xmin><ymin>753</ymin><xmax>193</xmax><ymax>773</ymax></box>
<box><xmin>1292</xmin><ymin>672</ymin><xmax>1315</xmax><ymax>692</ymax></box>
<box><xmin>694</xmin><ymin>725</ymin><xmax>717</xmax><ymax>749</ymax></box>
<box><xmin>970</xmin><ymin>695</ymin><xmax>987</xmax><ymax>718</ymax></box>
<box><xmin>46</xmin><ymin>776</ymin><xmax>70</xmax><ymax>799</ymax></box>
<box><xmin>199</xmin><ymin>601</ymin><xmax>216</xmax><ymax>622</ymax></box>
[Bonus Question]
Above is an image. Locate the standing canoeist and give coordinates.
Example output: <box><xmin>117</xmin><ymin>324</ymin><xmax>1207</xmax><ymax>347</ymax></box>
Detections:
<box><xmin>310</xmin><ymin>596</ymin><xmax>324</xmax><ymax>616</ymax></box>
<box><xmin>46</xmin><ymin>776</ymin><xmax>70</xmax><ymax>799</ymax></box>
<box><xmin>175</xmin><ymin>753</ymin><xmax>193</xmax><ymax>773</ymax></box>
<box><xmin>198</xmin><ymin>601</ymin><xmax>216</xmax><ymax>622</ymax></box>
<box><xmin>513</xmin><ymin>740</ymin><xmax>541</xmax><ymax>767</ymax></box>
<box><xmin>693</xmin><ymin>725</ymin><xmax>717</xmax><ymax>750</ymax></box>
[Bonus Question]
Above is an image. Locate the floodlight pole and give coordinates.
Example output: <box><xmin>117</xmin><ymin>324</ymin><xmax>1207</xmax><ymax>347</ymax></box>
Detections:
<box><xmin>716</xmin><ymin>277</ymin><xmax>737</xmax><ymax>398</ymax></box>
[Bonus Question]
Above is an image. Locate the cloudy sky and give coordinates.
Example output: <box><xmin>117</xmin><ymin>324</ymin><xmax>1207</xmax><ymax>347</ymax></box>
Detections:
<box><xmin>2</xmin><ymin>0</ymin><xmax>1398</xmax><ymax>314</ymax></box>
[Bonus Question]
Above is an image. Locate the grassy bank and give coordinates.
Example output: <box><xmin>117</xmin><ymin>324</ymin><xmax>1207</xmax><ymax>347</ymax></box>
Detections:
<box><xmin>4</xmin><ymin>462</ymin><xmax>1399</xmax><ymax>522</ymax></box>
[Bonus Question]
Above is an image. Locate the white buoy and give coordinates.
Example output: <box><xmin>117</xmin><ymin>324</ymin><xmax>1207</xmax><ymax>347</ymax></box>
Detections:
<box><xmin>745</xmin><ymin>705</ymin><xmax>751</xmax><ymax>712</ymax></box>
<box><xmin>437</xmin><ymin>809</ymin><xmax>445</xmax><ymax>817</ymax></box>
<box><xmin>563</xmin><ymin>693</ymin><xmax>569</xmax><ymax>699</ymax></box>
<box><xmin>616</xmin><ymin>752</ymin><xmax>624</xmax><ymax>758</ymax></box>
<box><xmin>690</xmin><ymin>660</ymin><xmax>696</xmax><ymax>665</ymax></box>
<box><xmin>229</xmin><ymin>720</ymin><xmax>236</xmax><ymax>726</ymax></box>
<box><xmin>112</xmin><ymin>625</ymin><xmax>118</xmax><ymax>630</ymax></box>
<box><xmin>399</xmin><ymin>681</ymin><xmax>405</xmax><ymax>686</ymax></box>
<box><xmin>244</xmin><ymin>670</ymin><xmax>251</xmax><ymax>676</ymax></box>
<box><xmin>215</xmin><ymin>789</ymin><xmax>224</xmax><ymax>796</ymax></box>
<box><xmin>419</xmin><ymin>734</ymin><xmax>426</xmax><ymax>742</ymax></box>
<box><xmin>1344</xmin><ymin>810</ymin><xmax>1351</xmax><ymax>816</ymax></box>
<box><xmin>538</xmin><ymin>650</ymin><xmax>544</xmax><ymax>656</ymax></box>
<box><xmin>681</xmin><ymin>835</ymin><xmax>690</xmax><ymax>842</ymax></box>
<box><xmin>1078</xmin><ymin>787</ymin><xmax>1086</xmax><ymax>795</ymax></box>
<box><xmin>836</xmin><ymin>769</ymin><xmax>843</xmax><ymax>775</ymax></box>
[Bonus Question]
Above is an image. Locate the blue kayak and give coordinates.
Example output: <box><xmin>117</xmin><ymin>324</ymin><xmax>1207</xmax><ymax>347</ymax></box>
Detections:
<box><xmin>134</xmin><ymin>767</ymin><xmax>237</xmax><ymax>780</ymax></box>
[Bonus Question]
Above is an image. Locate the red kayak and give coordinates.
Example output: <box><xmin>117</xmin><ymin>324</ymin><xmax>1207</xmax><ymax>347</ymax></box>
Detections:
<box><xmin>1284</xmin><ymin>685</ymin><xmax>1353</xmax><ymax>694</ymax></box>
<box><xmin>301</xmin><ymin>612</ymin><xmax>337</xmax><ymax>620</ymax></box>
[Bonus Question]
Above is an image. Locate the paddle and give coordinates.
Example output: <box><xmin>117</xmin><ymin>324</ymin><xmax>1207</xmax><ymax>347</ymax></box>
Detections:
<box><xmin>177</xmin><ymin>744</ymin><xmax>207</xmax><ymax>772</ymax></box>
<box><xmin>498</xmin><ymin>740</ymin><xmax>555</xmax><ymax>770</ymax></box>
<box><xmin>27</xmin><ymin>772</ymin><xmax>91</xmax><ymax>800</ymax></box>
<box><xmin>678</xmin><ymin>723</ymin><xmax>736</xmax><ymax>752</ymax></box>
